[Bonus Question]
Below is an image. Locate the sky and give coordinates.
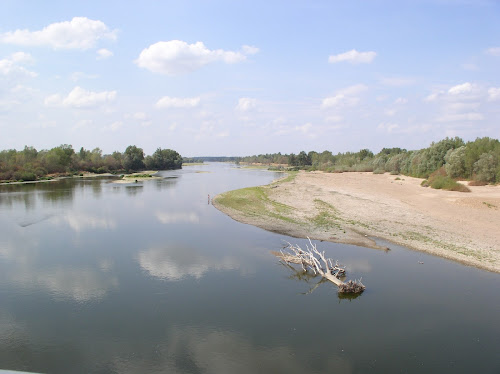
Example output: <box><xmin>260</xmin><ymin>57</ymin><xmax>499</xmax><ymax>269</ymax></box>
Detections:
<box><xmin>0</xmin><ymin>0</ymin><xmax>499</xmax><ymax>157</ymax></box>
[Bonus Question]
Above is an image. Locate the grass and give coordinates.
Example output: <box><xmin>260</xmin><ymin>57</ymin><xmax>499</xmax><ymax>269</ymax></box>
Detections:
<box><xmin>396</xmin><ymin>230</ymin><xmax>487</xmax><ymax>260</ymax></box>
<box><xmin>271</xmin><ymin>171</ymin><xmax>298</xmax><ymax>185</ymax></box>
<box><xmin>216</xmin><ymin>186</ymin><xmax>297</xmax><ymax>223</ymax></box>
<box><xmin>483</xmin><ymin>201</ymin><xmax>497</xmax><ymax>209</ymax></box>
<box><xmin>310</xmin><ymin>199</ymin><xmax>345</xmax><ymax>232</ymax></box>
<box><xmin>215</xmin><ymin>171</ymin><xmax>299</xmax><ymax>225</ymax></box>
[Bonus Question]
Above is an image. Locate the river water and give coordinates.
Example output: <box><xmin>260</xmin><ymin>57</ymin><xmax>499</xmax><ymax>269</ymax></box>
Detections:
<box><xmin>0</xmin><ymin>163</ymin><xmax>498</xmax><ymax>373</ymax></box>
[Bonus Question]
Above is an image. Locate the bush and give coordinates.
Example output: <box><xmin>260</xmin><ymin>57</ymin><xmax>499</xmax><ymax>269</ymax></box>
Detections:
<box><xmin>373</xmin><ymin>168</ymin><xmax>385</xmax><ymax>174</ymax></box>
<box><xmin>425</xmin><ymin>168</ymin><xmax>470</xmax><ymax>192</ymax></box>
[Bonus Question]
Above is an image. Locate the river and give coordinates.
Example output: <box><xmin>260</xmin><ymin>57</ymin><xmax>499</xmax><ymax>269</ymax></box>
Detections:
<box><xmin>0</xmin><ymin>163</ymin><xmax>498</xmax><ymax>373</ymax></box>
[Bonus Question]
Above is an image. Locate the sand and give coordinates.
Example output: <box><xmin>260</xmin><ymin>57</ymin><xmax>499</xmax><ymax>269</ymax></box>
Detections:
<box><xmin>214</xmin><ymin>171</ymin><xmax>500</xmax><ymax>273</ymax></box>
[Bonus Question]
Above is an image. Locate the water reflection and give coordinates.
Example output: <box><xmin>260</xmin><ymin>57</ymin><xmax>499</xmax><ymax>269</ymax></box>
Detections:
<box><xmin>110</xmin><ymin>325</ymin><xmax>354</xmax><ymax>374</ymax></box>
<box><xmin>12</xmin><ymin>267</ymin><xmax>118</xmax><ymax>302</ymax></box>
<box><xmin>51</xmin><ymin>212</ymin><xmax>116</xmax><ymax>233</ymax></box>
<box><xmin>154</xmin><ymin>177</ymin><xmax>178</xmax><ymax>191</ymax></box>
<box><xmin>155</xmin><ymin>211</ymin><xmax>200</xmax><ymax>224</ymax></box>
<box><xmin>138</xmin><ymin>244</ymin><xmax>239</xmax><ymax>281</ymax></box>
<box><xmin>125</xmin><ymin>185</ymin><xmax>143</xmax><ymax>196</ymax></box>
<box><xmin>0</xmin><ymin>165</ymin><xmax>499</xmax><ymax>373</ymax></box>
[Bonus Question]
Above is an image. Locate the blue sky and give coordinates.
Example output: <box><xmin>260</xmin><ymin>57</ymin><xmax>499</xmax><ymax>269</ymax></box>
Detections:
<box><xmin>1</xmin><ymin>0</ymin><xmax>499</xmax><ymax>156</ymax></box>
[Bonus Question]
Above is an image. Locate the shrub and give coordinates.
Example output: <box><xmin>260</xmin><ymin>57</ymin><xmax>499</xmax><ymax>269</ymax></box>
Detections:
<box><xmin>425</xmin><ymin>167</ymin><xmax>470</xmax><ymax>192</ymax></box>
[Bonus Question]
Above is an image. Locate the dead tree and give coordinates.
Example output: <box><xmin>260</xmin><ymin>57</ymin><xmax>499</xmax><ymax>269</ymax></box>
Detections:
<box><xmin>275</xmin><ymin>238</ymin><xmax>365</xmax><ymax>294</ymax></box>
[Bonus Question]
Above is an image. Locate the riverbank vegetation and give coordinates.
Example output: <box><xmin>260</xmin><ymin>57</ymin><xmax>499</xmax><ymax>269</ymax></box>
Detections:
<box><xmin>0</xmin><ymin>144</ymin><xmax>182</xmax><ymax>182</ymax></box>
<box><xmin>238</xmin><ymin>137</ymin><xmax>500</xmax><ymax>187</ymax></box>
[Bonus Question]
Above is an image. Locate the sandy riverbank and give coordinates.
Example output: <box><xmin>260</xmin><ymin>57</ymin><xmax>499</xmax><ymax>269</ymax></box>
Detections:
<box><xmin>214</xmin><ymin>171</ymin><xmax>500</xmax><ymax>273</ymax></box>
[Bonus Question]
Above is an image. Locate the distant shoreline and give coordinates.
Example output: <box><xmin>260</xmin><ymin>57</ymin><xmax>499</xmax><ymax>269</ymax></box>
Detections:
<box><xmin>214</xmin><ymin>171</ymin><xmax>500</xmax><ymax>273</ymax></box>
<box><xmin>0</xmin><ymin>171</ymin><xmax>159</xmax><ymax>186</ymax></box>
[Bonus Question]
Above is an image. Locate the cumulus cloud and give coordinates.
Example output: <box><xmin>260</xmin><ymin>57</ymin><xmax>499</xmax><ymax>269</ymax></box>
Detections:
<box><xmin>155</xmin><ymin>96</ymin><xmax>200</xmax><ymax>109</ymax></box>
<box><xmin>235</xmin><ymin>97</ymin><xmax>257</xmax><ymax>111</ymax></box>
<box><xmin>437</xmin><ymin>113</ymin><xmax>484</xmax><ymax>122</ymax></box>
<box><xmin>125</xmin><ymin>111</ymin><xmax>148</xmax><ymax>120</ymax></box>
<box><xmin>135</xmin><ymin>40</ymin><xmax>249</xmax><ymax>75</ymax></box>
<box><xmin>96</xmin><ymin>48</ymin><xmax>113</xmax><ymax>60</ymax></box>
<box><xmin>485</xmin><ymin>47</ymin><xmax>500</xmax><ymax>56</ymax></box>
<box><xmin>448</xmin><ymin>82</ymin><xmax>473</xmax><ymax>95</ymax></box>
<box><xmin>328</xmin><ymin>49</ymin><xmax>376</xmax><ymax>64</ymax></box>
<box><xmin>321</xmin><ymin>84</ymin><xmax>368</xmax><ymax>108</ymax></box>
<box><xmin>488</xmin><ymin>87</ymin><xmax>500</xmax><ymax>101</ymax></box>
<box><xmin>0</xmin><ymin>52</ymin><xmax>37</xmax><ymax>77</ymax></box>
<box><xmin>0</xmin><ymin>17</ymin><xmax>117</xmax><ymax>50</ymax></box>
<box><xmin>377</xmin><ymin>122</ymin><xmax>400</xmax><ymax>133</ymax></box>
<box><xmin>241</xmin><ymin>45</ymin><xmax>259</xmax><ymax>55</ymax></box>
<box><xmin>70</xmin><ymin>71</ymin><xmax>98</xmax><ymax>81</ymax></box>
<box><xmin>44</xmin><ymin>86</ymin><xmax>116</xmax><ymax>108</ymax></box>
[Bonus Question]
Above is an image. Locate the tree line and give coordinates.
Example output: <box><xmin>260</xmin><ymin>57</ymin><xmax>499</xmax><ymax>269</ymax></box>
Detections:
<box><xmin>0</xmin><ymin>145</ymin><xmax>183</xmax><ymax>182</ymax></box>
<box><xmin>238</xmin><ymin>137</ymin><xmax>500</xmax><ymax>184</ymax></box>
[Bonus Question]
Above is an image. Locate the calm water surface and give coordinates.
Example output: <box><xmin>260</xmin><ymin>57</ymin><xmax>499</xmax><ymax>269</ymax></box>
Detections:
<box><xmin>0</xmin><ymin>163</ymin><xmax>499</xmax><ymax>373</ymax></box>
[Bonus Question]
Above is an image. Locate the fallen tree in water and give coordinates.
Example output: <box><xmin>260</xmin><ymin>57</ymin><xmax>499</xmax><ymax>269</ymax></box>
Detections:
<box><xmin>274</xmin><ymin>238</ymin><xmax>365</xmax><ymax>294</ymax></box>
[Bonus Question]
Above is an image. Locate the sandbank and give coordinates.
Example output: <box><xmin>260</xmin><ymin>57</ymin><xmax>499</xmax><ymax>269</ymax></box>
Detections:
<box><xmin>214</xmin><ymin>171</ymin><xmax>500</xmax><ymax>273</ymax></box>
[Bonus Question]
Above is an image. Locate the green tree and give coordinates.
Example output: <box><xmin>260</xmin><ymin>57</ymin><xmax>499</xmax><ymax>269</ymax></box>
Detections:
<box><xmin>444</xmin><ymin>146</ymin><xmax>466</xmax><ymax>178</ymax></box>
<box><xmin>473</xmin><ymin>151</ymin><xmax>498</xmax><ymax>183</ymax></box>
<box><xmin>123</xmin><ymin>145</ymin><xmax>145</xmax><ymax>171</ymax></box>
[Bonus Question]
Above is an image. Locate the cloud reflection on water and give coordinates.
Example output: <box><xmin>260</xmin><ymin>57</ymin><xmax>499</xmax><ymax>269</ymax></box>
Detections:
<box><xmin>110</xmin><ymin>325</ymin><xmax>353</xmax><ymax>374</ymax></box>
<box><xmin>51</xmin><ymin>212</ymin><xmax>116</xmax><ymax>232</ymax></box>
<box><xmin>155</xmin><ymin>211</ymin><xmax>200</xmax><ymax>224</ymax></box>
<box><xmin>138</xmin><ymin>244</ymin><xmax>239</xmax><ymax>281</ymax></box>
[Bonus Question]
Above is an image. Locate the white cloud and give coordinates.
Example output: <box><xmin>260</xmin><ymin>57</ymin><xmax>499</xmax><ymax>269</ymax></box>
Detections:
<box><xmin>135</xmin><ymin>40</ymin><xmax>247</xmax><ymax>75</ymax></box>
<box><xmin>96</xmin><ymin>48</ymin><xmax>113</xmax><ymax>60</ymax></box>
<box><xmin>155</xmin><ymin>96</ymin><xmax>200</xmax><ymax>108</ymax></box>
<box><xmin>485</xmin><ymin>47</ymin><xmax>500</xmax><ymax>56</ymax></box>
<box><xmin>378</xmin><ymin>122</ymin><xmax>400</xmax><ymax>133</ymax></box>
<box><xmin>108</xmin><ymin>121</ymin><xmax>123</xmax><ymax>131</ymax></box>
<box><xmin>241</xmin><ymin>45</ymin><xmax>259</xmax><ymax>55</ymax></box>
<box><xmin>0</xmin><ymin>17</ymin><xmax>117</xmax><ymax>50</ymax></box>
<box><xmin>295</xmin><ymin>122</ymin><xmax>313</xmax><ymax>135</ymax></box>
<box><xmin>70</xmin><ymin>71</ymin><xmax>98</xmax><ymax>81</ymax></box>
<box><xmin>394</xmin><ymin>97</ymin><xmax>408</xmax><ymax>105</ymax></box>
<box><xmin>235</xmin><ymin>97</ymin><xmax>256</xmax><ymax>111</ymax></box>
<box><xmin>321</xmin><ymin>84</ymin><xmax>368</xmax><ymax>108</ymax></box>
<box><xmin>44</xmin><ymin>86</ymin><xmax>116</xmax><ymax>108</ymax></box>
<box><xmin>132</xmin><ymin>112</ymin><xmax>148</xmax><ymax>120</ymax></box>
<box><xmin>328</xmin><ymin>49</ymin><xmax>376</xmax><ymax>64</ymax></box>
<box><xmin>437</xmin><ymin>113</ymin><xmax>484</xmax><ymax>122</ymax></box>
<box><xmin>0</xmin><ymin>52</ymin><xmax>37</xmax><ymax>77</ymax></box>
<box><xmin>488</xmin><ymin>87</ymin><xmax>500</xmax><ymax>101</ymax></box>
<box><xmin>448</xmin><ymin>82</ymin><xmax>473</xmax><ymax>95</ymax></box>
<box><xmin>424</xmin><ymin>92</ymin><xmax>441</xmax><ymax>102</ymax></box>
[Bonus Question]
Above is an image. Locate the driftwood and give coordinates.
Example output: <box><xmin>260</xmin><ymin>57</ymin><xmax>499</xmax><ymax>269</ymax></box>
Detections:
<box><xmin>275</xmin><ymin>238</ymin><xmax>365</xmax><ymax>294</ymax></box>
